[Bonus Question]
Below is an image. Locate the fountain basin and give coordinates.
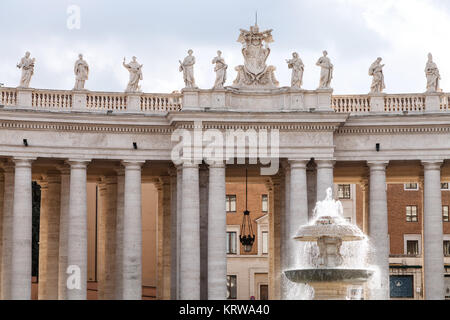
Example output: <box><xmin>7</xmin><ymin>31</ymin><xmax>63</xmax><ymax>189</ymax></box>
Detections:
<box><xmin>284</xmin><ymin>268</ymin><xmax>374</xmax><ymax>300</ymax></box>
<box><xmin>284</xmin><ymin>268</ymin><xmax>374</xmax><ymax>283</ymax></box>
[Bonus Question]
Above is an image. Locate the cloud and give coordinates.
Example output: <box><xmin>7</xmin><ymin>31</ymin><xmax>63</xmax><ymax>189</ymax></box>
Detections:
<box><xmin>1</xmin><ymin>0</ymin><xmax>450</xmax><ymax>94</ymax></box>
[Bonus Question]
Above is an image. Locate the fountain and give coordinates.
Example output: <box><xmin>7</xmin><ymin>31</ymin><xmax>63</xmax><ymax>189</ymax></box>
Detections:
<box><xmin>284</xmin><ymin>187</ymin><xmax>375</xmax><ymax>300</ymax></box>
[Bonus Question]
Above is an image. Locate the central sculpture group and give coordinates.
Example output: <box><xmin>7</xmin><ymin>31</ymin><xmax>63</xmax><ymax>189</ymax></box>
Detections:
<box><xmin>15</xmin><ymin>23</ymin><xmax>442</xmax><ymax>95</ymax></box>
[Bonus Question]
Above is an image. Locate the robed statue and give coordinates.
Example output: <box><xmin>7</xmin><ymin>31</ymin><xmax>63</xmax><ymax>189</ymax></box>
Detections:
<box><xmin>123</xmin><ymin>56</ymin><xmax>143</xmax><ymax>93</ymax></box>
<box><xmin>369</xmin><ymin>57</ymin><xmax>385</xmax><ymax>93</ymax></box>
<box><xmin>425</xmin><ymin>53</ymin><xmax>441</xmax><ymax>93</ymax></box>
<box><xmin>17</xmin><ymin>51</ymin><xmax>35</xmax><ymax>88</ymax></box>
<box><xmin>286</xmin><ymin>52</ymin><xmax>304</xmax><ymax>88</ymax></box>
<box><xmin>179</xmin><ymin>49</ymin><xmax>197</xmax><ymax>89</ymax></box>
<box><xmin>73</xmin><ymin>54</ymin><xmax>89</xmax><ymax>91</ymax></box>
<box><xmin>316</xmin><ymin>50</ymin><xmax>333</xmax><ymax>89</ymax></box>
<box><xmin>212</xmin><ymin>50</ymin><xmax>228</xmax><ymax>89</ymax></box>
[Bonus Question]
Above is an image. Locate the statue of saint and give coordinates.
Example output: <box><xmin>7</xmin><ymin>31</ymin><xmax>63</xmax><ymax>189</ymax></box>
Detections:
<box><xmin>316</xmin><ymin>50</ymin><xmax>333</xmax><ymax>89</ymax></box>
<box><xmin>123</xmin><ymin>56</ymin><xmax>143</xmax><ymax>93</ymax></box>
<box><xmin>369</xmin><ymin>57</ymin><xmax>385</xmax><ymax>93</ymax></box>
<box><xmin>212</xmin><ymin>50</ymin><xmax>227</xmax><ymax>89</ymax></box>
<box><xmin>425</xmin><ymin>53</ymin><xmax>441</xmax><ymax>93</ymax></box>
<box><xmin>73</xmin><ymin>54</ymin><xmax>89</xmax><ymax>91</ymax></box>
<box><xmin>17</xmin><ymin>51</ymin><xmax>35</xmax><ymax>88</ymax></box>
<box><xmin>179</xmin><ymin>49</ymin><xmax>196</xmax><ymax>89</ymax></box>
<box><xmin>286</xmin><ymin>52</ymin><xmax>304</xmax><ymax>88</ymax></box>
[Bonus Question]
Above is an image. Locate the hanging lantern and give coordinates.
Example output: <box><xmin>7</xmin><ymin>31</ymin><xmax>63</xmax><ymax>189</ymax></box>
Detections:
<box><xmin>239</xmin><ymin>168</ymin><xmax>255</xmax><ymax>252</ymax></box>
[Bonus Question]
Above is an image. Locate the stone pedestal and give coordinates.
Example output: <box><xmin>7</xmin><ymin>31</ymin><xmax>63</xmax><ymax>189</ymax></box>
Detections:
<box><xmin>369</xmin><ymin>94</ymin><xmax>385</xmax><ymax>113</ymax></box>
<box><xmin>17</xmin><ymin>88</ymin><xmax>33</xmax><ymax>108</ymax></box>
<box><xmin>72</xmin><ymin>91</ymin><xmax>87</xmax><ymax>112</ymax></box>
<box><xmin>425</xmin><ymin>93</ymin><xmax>442</xmax><ymax>112</ymax></box>
<box><xmin>316</xmin><ymin>89</ymin><xmax>334</xmax><ymax>111</ymax></box>
<box><xmin>126</xmin><ymin>93</ymin><xmax>141</xmax><ymax>113</ymax></box>
<box><xmin>182</xmin><ymin>89</ymin><xmax>202</xmax><ymax>111</ymax></box>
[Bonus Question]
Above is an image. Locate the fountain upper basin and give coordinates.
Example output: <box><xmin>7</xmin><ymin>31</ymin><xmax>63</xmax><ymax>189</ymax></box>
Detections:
<box><xmin>294</xmin><ymin>216</ymin><xmax>365</xmax><ymax>242</ymax></box>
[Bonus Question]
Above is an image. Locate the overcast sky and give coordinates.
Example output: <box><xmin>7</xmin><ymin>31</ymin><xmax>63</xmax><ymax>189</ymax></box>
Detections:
<box><xmin>1</xmin><ymin>0</ymin><xmax>450</xmax><ymax>94</ymax></box>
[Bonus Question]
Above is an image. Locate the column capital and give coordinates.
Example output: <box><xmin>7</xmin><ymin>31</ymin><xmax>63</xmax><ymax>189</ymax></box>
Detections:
<box><xmin>57</xmin><ymin>164</ymin><xmax>71</xmax><ymax>175</ymax></box>
<box><xmin>13</xmin><ymin>157</ymin><xmax>36</xmax><ymax>168</ymax></box>
<box><xmin>182</xmin><ymin>162</ymin><xmax>199</xmax><ymax>169</ymax></box>
<box><xmin>367</xmin><ymin>160</ymin><xmax>389</xmax><ymax>170</ymax></box>
<box><xmin>66</xmin><ymin>159</ymin><xmax>91</xmax><ymax>169</ymax></box>
<box><xmin>121</xmin><ymin>160</ymin><xmax>145</xmax><ymax>169</ymax></box>
<box><xmin>421</xmin><ymin>160</ymin><xmax>443</xmax><ymax>170</ymax></box>
<box><xmin>315</xmin><ymin>159</ymin><xmax>336</xmax><ymax>168</ymax></box>
<box><xmin>207</xmin><ymin>160</ymin><xmax>225</xmax><ymax>169</ymax></box>
<box><xmin>288</xmin><ymin>159</ymin><xmax>309</xmax><ymax>169</ymax></box>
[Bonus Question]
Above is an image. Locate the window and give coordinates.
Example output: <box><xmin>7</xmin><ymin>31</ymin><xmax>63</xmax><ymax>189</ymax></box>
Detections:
<box><xmin>444</xmin><ymin>206</ymin><xmax>449</xmax><ymax>222</ymax></box>
<box><xmin>406</xmin><ymin>206</ymin><xmax>418</xmax><ymax>222</ymax></box>
<box><xmin>442</xmin><ymin>183</ymin><xmax>449</xmax><ymax>190</ymax></box>
<box><xmin>406</xmin><ymin>240</ymin><xmax>419</xmax><ymax>256</ymax></box>
<box><xmin>226</xmin><ymin>195</ymin><xmax>236</xmax><ymax>213</ymax></box>
<box><xmin>227</xmin><ymin>232</ymin><xmax>237</xmax><ymax>254</ymax></box>
<box><xmin>390</xmin><ymin>275</ymin><xmax>414</xmax><ymax>298</ymax></box>
<box><xmin>227</xmin><ymin>275</ymin><xmax>237</xmax><ymax>299</ymax></box>
<box><xmin>404</xmin><ymin>183</ymin><xmax>418</xmax><ymax>190</ymax></box>
<box><xmin>262</xmin><ymin>231</ymin><xmax>268</xmax><ymax>254</ymax></box>
<box><xmin>261</xmin><ymin>194</ymin><xmax>268</xmax><ymax>213</ymax></box>
<box><xmin>338</xmin><ymin>184</ymin><xmax>351</xmax><ymax>199</ymax></box>
<box><xmin>444</xmin><ymin>241</ymin><xmax>450</xmax><ymax>257</ymax></box>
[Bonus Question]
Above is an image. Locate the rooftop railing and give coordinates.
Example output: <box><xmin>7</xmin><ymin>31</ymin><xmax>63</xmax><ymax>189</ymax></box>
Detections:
<box><xmin>1</xmin><ymin>86</ymin><xmax>448</xmax><ymax>114</ymax></box>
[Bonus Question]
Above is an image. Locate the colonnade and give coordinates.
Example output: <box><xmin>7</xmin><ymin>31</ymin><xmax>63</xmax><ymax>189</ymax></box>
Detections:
<box><xmin>0</xmin><ymin>158</ymin><xmax>446</xmax><ymax>299</ymax></box>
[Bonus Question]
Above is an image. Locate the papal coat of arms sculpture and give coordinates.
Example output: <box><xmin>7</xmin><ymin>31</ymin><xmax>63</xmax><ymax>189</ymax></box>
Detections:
<box><xmin>233</xmin><ymin>24</ymin><xmax>280</xmax><ymax>89</ymax></box>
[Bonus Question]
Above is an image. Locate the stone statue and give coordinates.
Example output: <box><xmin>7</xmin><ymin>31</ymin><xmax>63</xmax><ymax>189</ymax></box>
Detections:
<box><xmin>179</xmin><ymin>49</ymin><xmax>197</xmax><ymax>89</ymax></box>
<box><xmin>123</xmin><ymin>56</ymin><xmax>143</xmax><ymax>93</ymax></box>
<box><xmin>286</xmin><ymin>52</ymin><xmax>304</xmax><ymax>88</ymax></box>
<box><xmin>212</xmin><ymin>50</ymin><xmax>228</xmax><ymax>89</ymax></box>
<box><xmin>73</xmin><ymin>54</ymin><xmax>89</xmax><ymax>91</ymax></box>
<box><xmin>369</xmin><ymin>57</ymin><xmax>385</xmax><ymax>93</ymax></box>
<box><xmin>233</xmin><ymin>24</ymin><xmax>279</xmax><ymax>89</ymax></box>
<box><xmin>425</xmin><ymin>53</ymin><xmax>441</xmax><ymax>93</ymax></box>
<box><xmin>17</xmin><ymin>51</ymin><xmax>35</xmax><ymax>88</ymax></box>
<box><xmin>316</xmin><ymin>50</ymin><xmax>334</xmax><ymax>89</ymax></box>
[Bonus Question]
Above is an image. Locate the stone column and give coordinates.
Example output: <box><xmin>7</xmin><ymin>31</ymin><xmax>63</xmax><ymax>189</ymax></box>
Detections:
<box><xmin>179</xmin><ymin>162</ymin><xmax>200</xmax><ymax>300</ymax></box>
<box><xmin>287</xmin><ymin>160</ymin><xmax>309</xmax><ymax>267</ymax></box>
<box><xmin>0</xmin><ymin>172</ymin><xmax>4</xmax><ymax>298</ymax></box>
<box><xmin>367</xmin><ymin>161</ymin><xmax>390</xmax><ymax>300</ymax></box>
<box><xmin>66</xmin><ymin>160</ymin><xmax>90</xmax><ymax>300</ymax></box>
<box><xmin>174</xmin><ymin>165</ymin><xmax>183</xmax><ymax>299</ymax></box>
<box><xmin>0</xmin><ymin>165</ymin><xmax>13</xmax><ymax>300</ymax></box>
<box><xmin>114</xmin><ymin>169</ymin><xmax>125</xmax><ymax>300</ymax></box>
<box><xmin>156</xmin><ymin>177</ymin><xmax>172</xmax><ymax>300</ymax></box>
<box><xmin>199</xmin><ymin>167</ymin><xmax>209</xmax><ymax>300</ymax></box>
<box><xmin>268</xmin><ymin>177</ymin><xmax>283</xmax><ymax>300</ymax></box>
<box><xmin>207</xmin><ymin>162</ymin><xmax>226</xmax><ymax>300</ymax></box>
<box><xmin>360</xmin><ymin>180</ymin><xmax>370</xmax><ymax>235</ymax></box>
<box><xmin>58</xmin><ymin>167</ymin><xmax>70</xmax><ymax>300</ymax></box>
<box><xmin>280</xmin><ymin>163</ymin><xmax>290</xmax><ymax>300</ymax></box>
<box><xmin>38</xmin><ymin>173</ymin><xmax>61</xmax><ymax>300</ymax></box>
<box><xmin>11</xmin><ymin>157</ymin><xmax>35</xmax><ymax>300</ymax></box>
<box><xmin>97</xmin><ymin>176</ymin><xmax>117</xmax><ymax>300</ymax></box>
<box><xmin>422</xmin><ymin>161</ymin><xmax>445</xmax><ymax>300</ymax></box>
<box><xmin>169</xmin><ymin>168</ymin><xmax>178</xmax><ymax>300</ymax></box>
<box><xmin>122</xmin><ymin>161</ymin><xmax>144</xmax><ymax>300</ymax></box>
<box><xmin>306</xmin><ymin>163</ymin><xmax>317</xmax><ymax>221</ymax></box>
<box><xmin>316</xmin><ymin>160</ymin><xmax>335</xmax><ymax>201</ymax></box>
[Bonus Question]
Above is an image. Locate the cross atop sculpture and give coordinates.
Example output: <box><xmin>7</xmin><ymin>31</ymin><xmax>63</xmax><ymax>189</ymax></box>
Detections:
<box><xmin>233</xmin><ymin>23</ymin><xmax>279</xmax><ymax>89</ymax></box>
